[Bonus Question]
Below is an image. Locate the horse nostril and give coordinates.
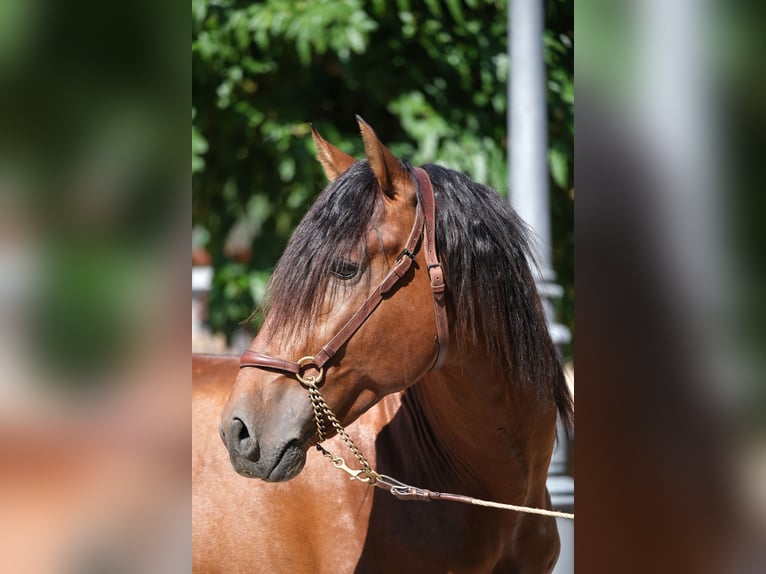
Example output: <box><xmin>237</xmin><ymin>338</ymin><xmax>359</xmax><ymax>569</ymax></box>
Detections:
<box><xmin>231</xmin><ymin>417</ymin><xmax>259</xmax><ymax>460</ymax></box>
<box><xmin>231</xmin><ymin>417</ymin><xmax>248</xmax><ymax>441</ymax></box>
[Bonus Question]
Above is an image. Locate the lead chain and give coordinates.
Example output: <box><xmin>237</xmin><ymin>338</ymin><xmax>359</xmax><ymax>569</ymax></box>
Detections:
<box><xmin>307</xmin><ymin>382</ymin><xmax>328</xmax><ymax>441</ymax></box>
<box><xmin>302</xmin><ymin>379</ymin><xmax>574</xmax><ymax>519</ymax></box>
<box><xmin>305</xmin><ymin>380</ymin><xmax>376</xmax><ymax>479</ymax></box>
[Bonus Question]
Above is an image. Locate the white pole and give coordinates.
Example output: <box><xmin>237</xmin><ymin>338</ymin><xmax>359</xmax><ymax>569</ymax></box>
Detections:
<box><xmin>508</xmin><ymin>2</ymin><xmax>573</xmax><ymax>571</ymax></box>
<box><xmin>508</xmin><ymin>0</ymin><xmax>570</xmax><ymax>348</ymax></box>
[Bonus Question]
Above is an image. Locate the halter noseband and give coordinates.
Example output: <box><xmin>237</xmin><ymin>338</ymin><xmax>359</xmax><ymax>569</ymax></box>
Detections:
<box><xmin>239</xmin><ymin>167</ymin><xmax>449</xmax><ymax>380</ymax></box>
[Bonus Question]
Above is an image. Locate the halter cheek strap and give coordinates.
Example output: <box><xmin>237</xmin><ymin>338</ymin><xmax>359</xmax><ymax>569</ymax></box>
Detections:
<box><xmin>414</xmin><ymin>168</ymin><xmax>448</xmax><ymax>370</ymax></box>
<box><xmin>240</xmin><ymin>167</ymin><xmax>449</xmax><ymax>377</ymax></box>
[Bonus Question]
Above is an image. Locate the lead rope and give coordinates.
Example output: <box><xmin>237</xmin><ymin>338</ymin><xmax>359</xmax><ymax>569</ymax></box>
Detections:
<box><xmin>303</xmin><ymin>379</ymin><xmax>574</xmax><ymax>521</ymax></box>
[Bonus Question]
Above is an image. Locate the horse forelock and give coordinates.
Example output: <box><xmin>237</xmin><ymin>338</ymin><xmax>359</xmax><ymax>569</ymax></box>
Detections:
<box><xmin>262</xmin><ymin>161</ymin><xmax>385</xmax><ymax>340</ymax></box>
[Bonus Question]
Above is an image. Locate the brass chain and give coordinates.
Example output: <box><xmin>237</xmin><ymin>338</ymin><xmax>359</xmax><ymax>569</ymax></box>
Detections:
<box><xmin>306</xmin><ymin>383</ymin><xmax>329</xmax><ymax>441</ymax></box>
<box><xmin>305</xmin><ymin>380</ymin><xmax>378</xmax><ymax>482</ymax></box>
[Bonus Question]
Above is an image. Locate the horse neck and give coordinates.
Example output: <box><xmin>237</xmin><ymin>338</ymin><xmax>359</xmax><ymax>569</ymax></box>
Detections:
<box><xmin>406</xmin><ymin>346</ymin><xmax>557</xmax><ymax>502</ymax></box>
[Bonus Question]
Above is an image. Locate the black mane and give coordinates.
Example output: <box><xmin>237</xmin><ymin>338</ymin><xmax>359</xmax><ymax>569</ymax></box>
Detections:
<box><xmin>263</xmin><ymin>161</ymin><xmax>573</xmax><ymax>427</ymax></box>
<box><xmin>423</xmin><ymin>164</ymin><xmax>573</xmax><ymax>427</ymax></box>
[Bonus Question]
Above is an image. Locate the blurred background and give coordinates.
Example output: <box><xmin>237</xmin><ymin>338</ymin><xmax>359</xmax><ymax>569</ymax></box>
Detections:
<box><xmin>576</xmin><ymin>0</ymin><xmax>766</xmax><ymax>571</ymax></box>
<box><xmin>0</xmin><ymin>0</ymin><xmax>189</xmax><ymax>572</ymax></box>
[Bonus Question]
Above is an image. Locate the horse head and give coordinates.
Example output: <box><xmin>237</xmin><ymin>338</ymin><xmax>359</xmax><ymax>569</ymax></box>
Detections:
<box><xmin>220</xmin><ymin>118</ymin><xmax>445</xmax><ymax>482</ymax></box>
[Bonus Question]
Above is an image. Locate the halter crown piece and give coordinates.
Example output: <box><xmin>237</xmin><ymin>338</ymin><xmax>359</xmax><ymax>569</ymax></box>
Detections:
<box><xmin>239</xmin><ymin>167</ymin><xmax>449</xmax><ymax>379</ymax></box>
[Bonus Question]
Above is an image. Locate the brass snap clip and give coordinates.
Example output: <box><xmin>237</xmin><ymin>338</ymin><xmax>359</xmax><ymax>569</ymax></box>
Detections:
<box><xmin>332</xmin><ymin>457</ymin><xmax>372</xmax><ymax>483</ymax></box>
<box><xmin>296</xmin><ymin>356</ymin><xmax>324</xmax><ymax>387</ymax></box>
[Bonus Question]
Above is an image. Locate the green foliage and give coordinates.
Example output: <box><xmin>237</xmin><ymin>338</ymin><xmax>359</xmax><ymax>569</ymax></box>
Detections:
<box><xmin>192</xmin><ymin>0</ymin><xmax>574</xmax><ymax>356</ymax></box>
<box><xmin>192</xmin><ymin>108</ymin><xmax>209</xmax><ymax>173</ymax></box>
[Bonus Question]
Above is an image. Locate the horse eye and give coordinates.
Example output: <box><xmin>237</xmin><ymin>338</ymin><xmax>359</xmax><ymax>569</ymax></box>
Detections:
<box><xmin>331</xmin><ymin>260</ymin><xmax>359</xmax><ymax>280</ymax></box>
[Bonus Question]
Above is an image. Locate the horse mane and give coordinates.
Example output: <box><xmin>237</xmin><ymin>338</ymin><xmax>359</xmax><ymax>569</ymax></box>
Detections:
<box><xmin>422</xmin><ymin>164</ymin><xmax>573</xmax><ymax>429</ymax></box>
<box><xmin>262</xmin><ymin>160</ymin><xmax>573</xmax><ymax>428</ymax></box>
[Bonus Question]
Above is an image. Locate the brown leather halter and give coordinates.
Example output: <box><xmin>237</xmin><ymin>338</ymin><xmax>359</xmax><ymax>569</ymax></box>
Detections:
<box><xmin>239</xmin><ymin>167</ymin><xmax>449</xmax><ymax>380</ymax></box>
<box><xmin>234</xmin><ymin>167</ymin><xmax>576</xmax><ymax>521</ymax></box>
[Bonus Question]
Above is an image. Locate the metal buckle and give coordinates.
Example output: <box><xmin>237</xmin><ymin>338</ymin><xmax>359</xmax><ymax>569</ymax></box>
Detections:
<box><xmin>427</xmin><ymin>263</ymin><xmax>444</xmax><ymax>285</ymax></box>
<box><xmin>396</xmin><ymin>248</ymin><xmax>415</xmax><ymax>262</ymax></box>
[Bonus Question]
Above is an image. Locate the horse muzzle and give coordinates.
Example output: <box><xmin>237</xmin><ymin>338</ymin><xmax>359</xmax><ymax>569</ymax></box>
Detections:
<box><xmin>220</xmin><ymin>411</ymin><xmax>309</xmax><ymax>482</ymax></box>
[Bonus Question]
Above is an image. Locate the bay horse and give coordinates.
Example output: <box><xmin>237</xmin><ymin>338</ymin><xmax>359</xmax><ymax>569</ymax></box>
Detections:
<box><xmin>192</xmin><ymin>117</ymin><xmax>573</xmax><ymax>573</ymax></box>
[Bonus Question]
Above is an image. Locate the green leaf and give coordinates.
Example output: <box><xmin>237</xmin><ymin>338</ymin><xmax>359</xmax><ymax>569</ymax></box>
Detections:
<box><xmin>548</xmin><ymin>147</ymin><xmax>569</xmax><ymax>189</ymax></box>
<box><xmin>192</xmin><ymin>112</ymin><xmax>208</xmax><ymax>174</ymax></box>
<box><xmin>444</xmin><ymin>0</ymin><xmax>465</xmax><ymax>25</ymax></box>
<box><xmin>423</xmin><ymin>0</ymin><xmax>442</xmax><ymax>17</ymax></box>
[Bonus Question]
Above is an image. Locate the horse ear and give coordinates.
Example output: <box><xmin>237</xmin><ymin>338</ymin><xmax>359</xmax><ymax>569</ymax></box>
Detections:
<box><xmin>356</xmin><ymin>115</ymin><xmax>409</xmax><ymax>200</ymax></box>
<box><xmin>311</xmin><ymin>124</ymin><xmax>356</xmax><ymax>181</ymax></box>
